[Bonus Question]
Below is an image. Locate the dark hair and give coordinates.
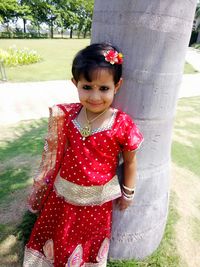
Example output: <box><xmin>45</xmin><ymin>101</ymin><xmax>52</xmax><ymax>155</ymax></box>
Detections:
<box><xmin>72</xmin><ymin>43</ymin><xmax>122</xmax><ymax>85</ymax></box>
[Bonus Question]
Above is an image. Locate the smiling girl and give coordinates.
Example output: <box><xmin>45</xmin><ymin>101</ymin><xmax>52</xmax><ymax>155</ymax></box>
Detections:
<box><xmin>23</xmin><ymin>43</ymin><xmax>143</xmax><ymax>267</ymax></box>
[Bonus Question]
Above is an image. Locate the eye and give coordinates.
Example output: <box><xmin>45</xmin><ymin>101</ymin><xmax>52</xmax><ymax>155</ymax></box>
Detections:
<box><xmin>82</xmin><ymin>85</ymin><xmax>92</xmax><ymax>90</ymax></box>
<box><xmin>100</xmin><ymin>86</ymin><xmax>109</xmax><ymax>91</ymax></box>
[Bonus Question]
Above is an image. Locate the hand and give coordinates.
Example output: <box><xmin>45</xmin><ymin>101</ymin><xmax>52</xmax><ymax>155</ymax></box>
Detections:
<box><xmin>115</xmin><ymin>196</ymin><xmax>133</xmax><ymax>211</ymax></box>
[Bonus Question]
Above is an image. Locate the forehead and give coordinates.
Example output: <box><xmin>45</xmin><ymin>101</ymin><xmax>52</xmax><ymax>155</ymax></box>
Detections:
<box><xmin>81</xmin><ymin>68</ymin><xmax>114</xmax><ymax>83</ymax></box>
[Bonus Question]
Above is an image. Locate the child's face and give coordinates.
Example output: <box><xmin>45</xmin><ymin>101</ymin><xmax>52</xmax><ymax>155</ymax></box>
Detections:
<box><xmin>72</xmin><ymin>69</ymin><xmax>122</xmax><ymax>114</ymax></box>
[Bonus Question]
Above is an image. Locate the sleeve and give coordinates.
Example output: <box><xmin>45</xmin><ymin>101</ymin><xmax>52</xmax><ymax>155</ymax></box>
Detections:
<box><xmin>28</xmin><ymin>105</ymin><xmax>68</xmax><ymax>213</ymax></box>
<box><xmin>117</xmin><ymin>114</ymin><xmax>144</xmax><ymax>152</ymax></box>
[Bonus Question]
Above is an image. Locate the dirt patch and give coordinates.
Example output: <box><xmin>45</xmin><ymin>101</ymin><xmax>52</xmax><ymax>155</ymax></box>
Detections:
<box><xmin>0</xmin><ymin>187</ymin><xmax>31</xmax><ymax>225</ymax></box>
<box><xmin>0</xmin><ymin>154</ymin><xmax>40</xmax><ymax>173</ymax></box>
<box><xmin>171</xmin><ymin>163</ymin><xmax>200</xmax><ymax>267</ymax></box>
<box><xmin>0</xmin><ymin>154</ymin><xmax>40</xmax><ymax>224</ymax></box>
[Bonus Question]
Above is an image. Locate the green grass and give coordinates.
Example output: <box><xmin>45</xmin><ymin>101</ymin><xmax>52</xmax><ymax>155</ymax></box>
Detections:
<box><xmin>0</xmin><ymin>39</ymin><xmax>90</xmax><ymax>82</ymax></box>
<box><xmin>0</xmin><ymin>119</ymin><xmax>47</xmax><ymax>161</ymax></box>
<box><xmin>0</xmin><ymin>167</ymin><xmax>30</xmax><ymax>204</ymax></box>
<box><xmin>184</xmin><ymin>62</ymin><xmax>199</xmax><ymax>74</ymax></box>
<box><xmin>172</xmin><ymin>97</ymin><xmax>200</xmax><ymax>177</ymax></box>
<box><xmin>0</xmin><ymin>39</ymin><xmax>198</xmax><ymax>82</ymax></box>
<box><xmin>191</xmin><ymin>43</ymin><xmax>200</xmax><ymax>50</ymax></box>
<box><xmin>190</xmin><ymin>217</ymin><xmax>200</xmax><ymax>242</ymax></box>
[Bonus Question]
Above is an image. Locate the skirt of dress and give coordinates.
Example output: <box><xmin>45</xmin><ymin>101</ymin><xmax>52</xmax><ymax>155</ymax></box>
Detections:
<box><xmin>24</xmin><ymin>189</ymin><xmax>112</xmax><ymax>267</ymax></box>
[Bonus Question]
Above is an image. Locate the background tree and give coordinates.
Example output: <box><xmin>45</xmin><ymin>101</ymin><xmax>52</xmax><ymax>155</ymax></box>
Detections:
<box><xmin>76</xmin><ymin>0</ymin><xmax>93</xmax><ymax>38</ymax></box>
<box><xmin>0</xmin><ymin>0</ymin><xmax>18</xmax><ymax>26</ymax></box>
<box><xmin>17</xmin><ymin>0</ymin><xmax>33</xmax><ymax>34</ymax></box>
<box><xmin>0</xmin><ymin>0</ymin><xmax>94</xmax><ymax>38</ymax></box>
<box><xmin>91</xmin><ymin>0</ymin><xmax>197</xmax><ymax>259</ymax></box>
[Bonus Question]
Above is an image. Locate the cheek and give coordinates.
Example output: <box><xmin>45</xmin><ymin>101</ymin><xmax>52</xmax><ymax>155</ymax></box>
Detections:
<box><xmin>78</xmin><ymin>90</ymin><xmax>87</xmax><ymax>100</ymax></box>
<box><xmin>104</xmin><ymin>92</ymin><xmax>115</xmax><ymax>101</ymax></box>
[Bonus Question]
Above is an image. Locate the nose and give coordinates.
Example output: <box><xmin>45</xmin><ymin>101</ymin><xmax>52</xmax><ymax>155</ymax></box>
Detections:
<box><xmin>89</xmin><ymin>91</ymin><xmax>101</xmax><ymax>102</ymax></box>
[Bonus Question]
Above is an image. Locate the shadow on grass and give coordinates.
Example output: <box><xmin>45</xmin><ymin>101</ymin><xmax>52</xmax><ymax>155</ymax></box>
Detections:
<box><xmin>15</xmin><ymin>211</ymin><xmax>38</xmax><ymax>247</ymax></box>
<box><xmin>0</xmin><ymin>167</ymin><xmax>30</xmax><ymax>203</ymax></box>
<box><xmin>0</xmin><ymin>118</ymin><xmax>48</xmax><ymax>161</ymax></box>
<box><xmin>0</xmin><ymin>118</ymin><xmax>47</xmax><ymax>266</ymax></box>
<box><xmin>172</xmin><ymin>141</ymin><xmax>200</xmax><ymax>178</ymax></box>
<box><xmin>0</xmin><ymin>212</ymin><xmax>37</xmax><ymax>266</ymax></box>
<box><xmin>0</xmin><ymin>118</ymin><xmax>48</xmax><ymax>204</ymax></box>
<box><xmin>0</xmin><ymin>224</ymin><xmax>23</xmax><ymax>266</ymax></box>
<box><xmin>172</xmin><ymin>97</ymin><xmax>200</xmax><ymax>178</ymax></box>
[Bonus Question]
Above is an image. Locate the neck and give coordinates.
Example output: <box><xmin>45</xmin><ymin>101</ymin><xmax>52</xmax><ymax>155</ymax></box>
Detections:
<box><xmin>85</xmin><ymin>107</ymin><xmax>109</xmax><ymax>124</ymax></box>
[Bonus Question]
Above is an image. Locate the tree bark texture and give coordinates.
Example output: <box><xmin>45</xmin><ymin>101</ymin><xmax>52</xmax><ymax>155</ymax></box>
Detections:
<box><xmin>91</xmin><ymin>0</ymin><xmax>197</xmax><ymax>259</ymax></box>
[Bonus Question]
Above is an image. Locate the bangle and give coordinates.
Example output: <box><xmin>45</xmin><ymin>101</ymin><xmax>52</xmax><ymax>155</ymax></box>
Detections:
<box><xmin>122</xmin><ymin>193</ymin><xmax>134</xmax><ymax>201</ymax></box>
<box><xmin>122</xmin><ymin>189</ymin><xmax>135</xmax><ymax>200</ymax></box>
<box><xmin>122</xmin><ymin>184</ymin><xmax>135</xmax><ymax>193</ymax></box>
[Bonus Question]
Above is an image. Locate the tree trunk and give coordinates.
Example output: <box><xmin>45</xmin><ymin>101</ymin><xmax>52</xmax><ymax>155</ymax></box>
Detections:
<box><xmin>83</xmin><ymin>29</ymin><xmax>87</xmax><ymax>38</ymax></box>
<box><xmin>23</xmin><ymin>19</ymin><xmax>26</xmax><ymax>34</ymax></box>
<box><xmin>37</xmin><ymin>23</ymin><xmax>40</xmax><ymax>35</ymax></box>
<box><xmin>50</xmin><ymin>23</ymin><xmax>54</xmax><ymax>39</ymax></box>
<box><xmin>92</xmin><ymin>0</ymin><xmax>197</xmax><ymax>259</ymax></box>
<box><xmin>70</xmin><ymin>27</ymin><xmax>73</xmax><ymax>38</ymax></box>
<box><xmin>197</xmin><ymin>31</ymin><xmax>200</xmax><ymax>43</ymax></box>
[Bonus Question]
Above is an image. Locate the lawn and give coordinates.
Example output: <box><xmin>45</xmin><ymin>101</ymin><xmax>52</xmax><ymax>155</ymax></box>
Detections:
<box><xmin>1</xmin><ymin>96</ymin><xmax>200</xmax><ymax>266</ymax></box>
<box><xmin>0</xmin><ymin>39</ymin><xmax>198</xmax><ymax>82</ymax></box>
<box><xmin>184</xmin><ymin>62</ymin><xmax>199</xmax><ymax>74</ymax></box>
<box><xmin>0</xmin><ymin>39</ymin><xmax>90</xmax><ymax>82</ymax></box>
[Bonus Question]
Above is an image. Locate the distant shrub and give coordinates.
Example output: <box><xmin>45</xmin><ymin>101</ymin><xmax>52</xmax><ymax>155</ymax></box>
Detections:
<box><xmin>0</xmin><ymin>31</ymin><xmax>48</xmax><ymax>39</ymax></box>
<box><xmin>192</xmin><ymin>43</ymin><xmax>200</xmax><ymax>50</ymax></box>
<box><xmin>0</xmin><ymin>45</ymin><xmax>42</xmax><ymax>66</ymax></box>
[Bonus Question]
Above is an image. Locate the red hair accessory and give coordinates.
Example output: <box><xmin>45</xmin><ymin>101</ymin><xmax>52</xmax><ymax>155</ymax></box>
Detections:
<box><xmin>103</xmin><ymin>50</ymin><xmax>123</xmax><ymax>65</ymax></box>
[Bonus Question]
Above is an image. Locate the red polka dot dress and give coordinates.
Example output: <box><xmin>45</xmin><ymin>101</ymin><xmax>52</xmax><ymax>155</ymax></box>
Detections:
<box><xmin>24</xmin><ymin>103</ymin><xmax>143</xmax><ymax>267</ymax></box>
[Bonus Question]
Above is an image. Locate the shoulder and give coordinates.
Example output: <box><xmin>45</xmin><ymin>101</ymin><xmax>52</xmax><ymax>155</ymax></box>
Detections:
<box><xmin>115</xmin><ymin>109</ymin><xmax>135</xmax><ymax>126</ymax></box>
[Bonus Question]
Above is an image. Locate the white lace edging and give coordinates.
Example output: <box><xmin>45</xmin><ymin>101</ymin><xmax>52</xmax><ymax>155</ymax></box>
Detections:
<box><xmin>72</xmin><ymin>109</ymin><xmax>118</xmax><ymax>136</ymax></box>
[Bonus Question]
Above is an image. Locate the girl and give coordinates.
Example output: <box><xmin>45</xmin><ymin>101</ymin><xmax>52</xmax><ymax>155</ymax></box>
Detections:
<box><xmin>23</xmin><ymin>43</ymin><xmax>143</xmax><ymax>267</ymax></box>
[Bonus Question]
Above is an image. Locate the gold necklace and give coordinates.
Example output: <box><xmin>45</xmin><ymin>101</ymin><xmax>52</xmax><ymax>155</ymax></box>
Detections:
<box><xmin>80</xmin><ymin>107</ymin><xmax>108</xmax><ymax>138</ymax></box>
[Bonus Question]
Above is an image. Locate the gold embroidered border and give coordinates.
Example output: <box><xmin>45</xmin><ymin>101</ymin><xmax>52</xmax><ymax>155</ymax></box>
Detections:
<box><xmin>23</xmin><ymin>247</ymin><xmax>53</xmax><ymax>267</ymax></box>
<box><xmin>23</xmin><ymin>247</ymin><xmax>107</xmax><ymax>267</ymax></box>
<box><xmin>84</xmin><ymin>260</ymin><xmax>107</xmax><ymax>267</ymax></box>
<box><xmin>54</xmin><ymin>174</ymin><xmax>122</xmax><ymax>206</ymax></box>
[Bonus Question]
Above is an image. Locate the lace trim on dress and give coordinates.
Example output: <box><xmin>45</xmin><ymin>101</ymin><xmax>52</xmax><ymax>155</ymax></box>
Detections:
<box><xmin>72</xmin><ymin>109</ymin><xmax>118</xmax><ymax>136</ymax></box>
<box><xmin>24</xmin><ymin>238</ymin><xmax>109</xmax><ymax>267</ymax></box>
<box><xmin>54</xmin><ymin>174</ymin><xmax>121</xmax><ymax>206</ymax></box>
<box><xmin>83</xmin><ymin>260</ymin><xmax>107</xmax><ymax>267</ymax></box>
<box><xmin>23</xmin><ymin>246</ymin><xmax>54</xmax><ymax>267</ymax></box>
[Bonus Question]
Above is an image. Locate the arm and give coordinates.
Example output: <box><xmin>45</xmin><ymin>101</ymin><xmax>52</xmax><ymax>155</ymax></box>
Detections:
<box><xmin>116</xmin><ymin>151</ymin><xmax>137</xmax><ymax>211</ymax></box>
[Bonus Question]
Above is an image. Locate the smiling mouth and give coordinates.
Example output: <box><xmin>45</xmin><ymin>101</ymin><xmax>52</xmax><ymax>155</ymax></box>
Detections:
<box><xmin>88</xmin><ymin>102</ymin><xmax>103</xmax><ymax>106</ymax></box>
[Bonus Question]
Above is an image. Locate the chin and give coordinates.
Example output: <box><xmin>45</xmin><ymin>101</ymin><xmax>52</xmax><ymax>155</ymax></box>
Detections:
<box><xmin>87</xmin><ymin>104</ymin><xmax>107</xmax><ymax>112</ymax></box>
<box><xmin>88</xmin><ymin>108</ymin><xmax>106</xmax><ymax>114</ymax></box>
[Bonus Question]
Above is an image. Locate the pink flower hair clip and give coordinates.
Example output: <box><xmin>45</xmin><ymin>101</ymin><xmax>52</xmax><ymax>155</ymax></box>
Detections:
<box><xmin>103</xmin><ymin>50</ymin><xmax>123</xmax><ymax>65</ymax></box>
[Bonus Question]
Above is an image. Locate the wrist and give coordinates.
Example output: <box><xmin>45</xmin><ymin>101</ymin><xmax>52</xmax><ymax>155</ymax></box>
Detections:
<box><xmin>121</xmin><ymin>184</ymin><xmax>135</xmax><ymax>201</ymax></box>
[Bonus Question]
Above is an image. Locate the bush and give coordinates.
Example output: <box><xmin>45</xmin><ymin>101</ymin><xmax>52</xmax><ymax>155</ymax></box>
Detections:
<box><xmin>0</xmin><ymin>31</ymin><xmax>48</xmax><ymax>39</ymax></box>
<box><xmin>192</xmin><ymin>43</ymin><xmax>200</xmax><ymax>50</ymax></box>
<box><xmin>0</xmin><ymin>45</ymin><xmax>42</xmax><ymax>66</ymax></box>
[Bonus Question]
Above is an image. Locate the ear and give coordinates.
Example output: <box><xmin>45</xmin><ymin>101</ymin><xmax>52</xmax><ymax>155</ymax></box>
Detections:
<box><xmin>114</xmin><ymin>78</ymin><xmax>123</xmax><ymax>94</ymax></box>
<box><xmin>71</xmin><ymin>78</ymin><xmax>77</xmax><ymax>87</ymax></box>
